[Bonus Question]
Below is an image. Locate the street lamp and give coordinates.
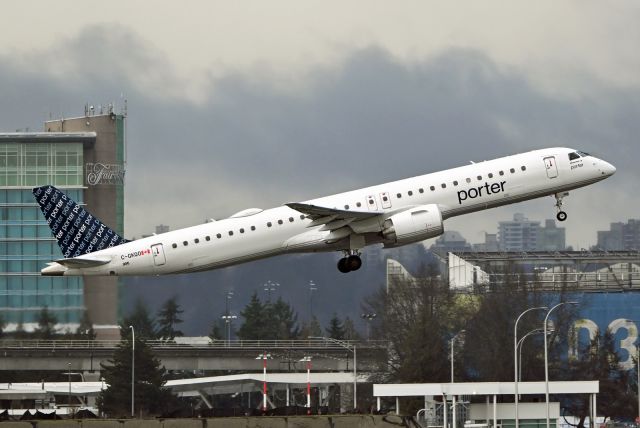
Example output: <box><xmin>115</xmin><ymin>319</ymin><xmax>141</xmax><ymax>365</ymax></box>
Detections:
<box><xmin>544</xmin><ymin>301</ymin><xmax>578</xmax><ymax>428</ymax></box>
<box><xmin>67</xmin><ymin>362</ymin><xmax>71</xmax><ymax>413</ymax></box>
<box><xmin>300</xmin><ymin>356</ymin><xmax>312</xmax><ymax>414</ymax></box>
<box><xmin>360</xmin><ymin>313</ymin><xmax>377</xmax><ymax>341</ymax></box>
<box><xmin>255</xmin><ymin>352</ymin><xmax>272</xmax><ymax>412</ymax></box>
<box><xmin>264</xmin><ymin>280</ymin><xmax>279</xmax><ymax>302</ymax></box>
<box><xmin>309</xmin><ymin>336</ymin><xmax>357</xmax><ymax>410</ymax></box>
<box><xmin>309</xmin><ymin>281</ymin><xmax>317</xmax><ymax>319</ymax></box>
<box><xmin>450</xmin><ymin>329</ymin><xmax>466</xmax><ymax>383</ymax></box>
<box><xmin>514</xmin><ymin>306</ymin><xmax>547</xmax><ymax>428</ymax></box>
<box><xmin>517</xmin><ymin>328</ymin><xmax>552</xmax><ymax>382</ymax></box>
<box><xmin>129</xmin><ymin>325</ymin><xmax>135</xmax><ymax>418</ymax></box>
<box><xmin>221</xmin><ymin>315</ymin><xmax>237</xmax><ymax>346</ymax></box>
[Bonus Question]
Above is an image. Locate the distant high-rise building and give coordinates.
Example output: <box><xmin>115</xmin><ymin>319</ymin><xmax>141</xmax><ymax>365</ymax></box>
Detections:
<box><xmin>472</xmin><ymin>233</ymin><xmax>500</xmax><ymax>252</ymax></box>
<box><xmin>537</xmin><ymin>219</ymin><xmax>566</xmax><ymax>251</ymax></box>
<box><xmin>156</xmin><ymin>224</ymin><xmax>170</xmax><ymax>234</ymax></box>
<box><xmin>498</xmin><ymin>213</ymin><xmax>540</xmax><ymax>252</ymax></box>
<box><xmin>597</xmin><ymin>219</ymin><xmax>640</xmax><ymax>250</ymax></box>
<box><xmin>429</xmin><ymin>230</ymin><xmax>473</xmax><ymax>254</ymax></box>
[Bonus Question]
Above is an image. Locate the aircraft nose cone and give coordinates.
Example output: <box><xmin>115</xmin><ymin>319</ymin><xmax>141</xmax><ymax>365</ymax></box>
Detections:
<box><xmin>601</xmin><ymin>161</ymin><xmax>616</xmax><ymax>176</ymax></box>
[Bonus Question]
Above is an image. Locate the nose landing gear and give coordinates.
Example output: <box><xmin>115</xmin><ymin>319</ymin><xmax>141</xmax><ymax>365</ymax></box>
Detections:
<box><xmin>337</xmin><ymin>250</ymin><xmax>362</xmax><ymax>273</ymax></box>
<box><xmin>554</xmin><ymin>192</ymin><xmax>569</xmax><ymax>222</ymax></box>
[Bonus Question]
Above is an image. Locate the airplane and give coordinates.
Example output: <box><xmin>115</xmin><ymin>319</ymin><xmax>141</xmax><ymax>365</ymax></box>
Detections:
<box><xmin>34</xmin><ymin>147</ymin><xmax>615</xmax><ymax>276</ymax></box>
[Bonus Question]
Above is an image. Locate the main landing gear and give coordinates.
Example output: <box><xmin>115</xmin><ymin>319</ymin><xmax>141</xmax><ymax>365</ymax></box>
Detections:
<box><xmin>554</xmin><ymin>192</ymin><xmax>568</xmax><ymax>222</ymax></box>
<box><xmin>337</xmin><ymin>250</ymin><xmax>362</xmax><ymax>273</ymax></box>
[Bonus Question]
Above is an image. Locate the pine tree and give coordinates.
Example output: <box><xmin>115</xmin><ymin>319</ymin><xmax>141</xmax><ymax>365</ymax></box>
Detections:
<box><xmin>343</xmin><ymin>316</ymin><xmax>361</xmax><ymax>341</ymax></box>
<box><xmin>121</xmin><ymin>299</ymin><xmax>157</xmax><ymax>340</ymax></box>
<box><xmin>35</xmin><ymin>306</ymin><xmax>58</xmax><ymax>339</ymax></box>
<box><xmin>237</xmin><ymin>292</ymin><xmax>266</xmax><ymax>339</ymax></box>
<box><xmin>269</xmin><ymin>297</ymin><xmax>300</xmax><ymax>339</ymax></box>
<box><xmin>156</xmin><ymin>296</ymin><xmax>184</xmax><ymax>340</ymax></box>
<box><xmin>208</xmin><ymin>319</ymin><xmax>224</xmax><ymax>341</ymax></box>
<box><xmin>97</xmin><ymin>329</ymin><xmax>178</xmax><ymax>417</ymax></box>
<box><xmin>76</xmin><ymin>310</ymin><xmax>96</xmax><ymax>340</ymax></box>
<box><xmin>326</xmin><ymin>313</ymin><xmax>345</xmax><ymax>340</ymax></box>
<box><xmin>299</xmin><ymin>316</ymin><xmax>323</xmax><ymax>339</ymax></box>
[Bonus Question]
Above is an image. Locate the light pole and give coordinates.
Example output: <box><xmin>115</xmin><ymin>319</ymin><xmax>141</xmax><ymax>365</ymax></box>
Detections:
<box><xmin>300</xmin><ymin>356</ymin><xmax>312</xmax><ymax>414</ymax></box>
<box><xmin>264</xmin><ymin>280</ymin><xmax>279</xmax><ymax>302</ymax></box>
<box><xmin>450</xmin><ymin>329</ymin><xmax>466</xmax><ymax>383</ymax></box>
<box><xmin>517</xmin><ymin>328</ymin><xmax>551</xmax><ymax>382</ymax></box>
<box><xmin>129</xmin><ymin>325</ymin><xmax>135</xmax><ymax>418</ymax></box>
<box><xmin>361</xmin><ymin>313</ymin><xmax>377</xmax><ymax>341</ymax></box>
<box><xmin>309</xmin><ymin>281</ymin><xmax>317</xmax><ymax>319</ymax></box>
<box><xmin>544</xmin><ymin>301</ymin><xmax>578</xmax><ymax>428</ymax></box>
<box><xmin>514</xmin><ymin>306</ymin><xmax>547</xmax><ymax>428</ymax></box>
<box><xmin>309</xmin><ymin>336</ymin><xmax>357</xmax><ymax>410</ymax></box>
<box><xmin>67</xmin><ymin>362</ymin><xmax>71</xmax><ymax>413</ymax></box>
<box><xmin>256</xmin><ymin>352</ymin><xmax>272</xmax><ymax>412</ymax></box>
<box><xmin>221</xmin><ymin>315</ymin><xmax>237</xmax><ymax>346</ymax></box>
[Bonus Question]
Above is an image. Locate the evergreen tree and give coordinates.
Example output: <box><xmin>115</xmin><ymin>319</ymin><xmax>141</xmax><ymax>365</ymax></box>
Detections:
<box><xmin>237</xmin><ymin>292</ymin><xmax>266</xmax><ymax>339</ymax></box>
<box><xmin>299</xmin><ymin>316</ymin><xmax>323</xmax><ymax>339</ymax></box>
<box><xmin>208</xmin><ymin>319</ymin><xmax>224</xmax><ymax>341</ymax></box>
<box><xmin>156</xmin><ymin>296</ymin><xmax>184</xmax><ymax>340</ymax></box>
<box><xmin>325</xmin><ymin>313</ymin><xmax>345</xmax><ymax>340</ymax></box>
<box><xmin>35</xmin><ymin>306</ymin><xmax>58</xmax><ymax>339</ymax></box>
<box><xmin>76</xmin><ymin>310</ymin><xmax>96</xmax><ymax>340</ymax></box>
<box><xmin>343</xmin><ymin>316</ymin><xmax>361</xmax><ymax>341</ymax></box>
<box><xmin>97</xmin><ymin>329</ymin><xmax>178</xmax><ymax>417</ymax></box>
<box><xmin>121</xmin><ymin>298</ymin><xmax>157</xmax><ymax>340</ymax></box>
<box><xmin>269</xmin><ymin>297</ymin><xmax>300</xmax><ymax>339</ymax></box>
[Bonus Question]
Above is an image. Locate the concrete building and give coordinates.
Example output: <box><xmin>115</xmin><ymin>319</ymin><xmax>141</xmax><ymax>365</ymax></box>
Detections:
<box><xmin>498</xmin><ymin>214</ymin><xmax>565</xmax><ymax>252</ymax></box>
<box><xmin>537</xmin><ymin>219</ymin><xmax>566</xmax><ymax>251</ymax></box>
<box><xmin>0</xmin><ymin>106</ymin><xmax>125</xmax><ymax>337</ymax></box>
<box><xmin>596</xmin><ymin>219</ymin><xmax>640</xmax><ymax>250</ymax></box>
<box><xmin>472</xmin><ymin>232</ymin><xmax>500</xmax><ymax>252</ymax></box>
<box><xmin>429</xmin><ymin>231</ymin><xmax>472</xmax><ymax>254</ymax></box>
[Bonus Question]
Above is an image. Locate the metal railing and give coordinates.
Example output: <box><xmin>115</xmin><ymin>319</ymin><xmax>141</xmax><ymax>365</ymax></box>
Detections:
<box><xmin>0</xmin><ymin>339</ymin><xmax>388</xmax><ymax>350</ymax></box>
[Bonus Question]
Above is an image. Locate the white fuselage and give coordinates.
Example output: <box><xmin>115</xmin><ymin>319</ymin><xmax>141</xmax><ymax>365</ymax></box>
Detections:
<box><xmin>46</xmin><ymin>147</ymin><xmax>615</xmax><ymax>276</ymax></box>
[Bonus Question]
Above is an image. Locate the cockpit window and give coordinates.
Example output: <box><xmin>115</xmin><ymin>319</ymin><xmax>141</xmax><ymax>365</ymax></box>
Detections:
<box><xmin>577</xmin><ymin>151</ymin><xmax>590</xmax><ymax>157</ymax></box>
<box><xmin>569</xmin><ymin>152</ymin><xmax>581</xmax><ymax>161</ymax></box>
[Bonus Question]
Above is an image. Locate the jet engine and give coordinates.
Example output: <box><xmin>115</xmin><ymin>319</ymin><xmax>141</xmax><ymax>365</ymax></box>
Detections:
<box><xmin>382</xmin><ymin>204</ymin><xmax>444</xmax><ymax>247</ymax></box>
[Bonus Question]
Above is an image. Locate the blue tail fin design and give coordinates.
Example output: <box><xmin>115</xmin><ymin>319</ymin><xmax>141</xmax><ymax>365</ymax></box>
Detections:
<box><xmin>33</xmin><ymin>186</ymin><xmax>128</xmax><ymax>258</ymax></box>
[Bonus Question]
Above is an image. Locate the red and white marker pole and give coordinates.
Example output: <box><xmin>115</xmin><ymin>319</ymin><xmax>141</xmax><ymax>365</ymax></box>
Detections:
<box><xmin>306</xmin><ymin>358</ymin><xmax>312</xmax><ymax>414</ymax></box>
<box><xmin>262</xmin><ymin>351</ymin><xmax>267</xmax><ymax>412</ymax></box>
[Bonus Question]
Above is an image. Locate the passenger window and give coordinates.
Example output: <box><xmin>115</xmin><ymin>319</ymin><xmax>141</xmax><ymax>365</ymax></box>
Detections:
<box><xmin>206</xmin><ymin>236</ymin><xmax>211</xmax><ymax>241</ymax></box>
<box><xmin>441</xmin><ymin>183</ymin><xmax>446</xmax><ymax>189</ymax></box>
<box><xmin>300</xmin><ymin>215</ymin><xmax>305</xmax><ymax>219</ymax></box>
<box><xmin>228</xmin><ymin>231</ymin><xmax>234</xmax><ymax>236</ymax></box>
<box><xmin>419</xmin><ymin>188</ymin><xmax>424</xmax><ymax>193</ymax></box>
<box><xmin>521</xmin><ymin>166</ymin><xmax>526</xmax><ymax>171</ymax></box>
<box><xmin>397</xmin><ymin>193</ymin><xmax>402</xmax><ymax>198</ymax></box>
<box><xmin>499</xmin><ymin>171</ymin><xmax>504</xmax><ymax>176</ymax></box>
<box><xmin>356</xmin><ymin>202</ymin><xmax>362</xmax><ymax>207</ymax></box>
<box><xmin>453</xmin><ymin>181</ymin><xmax>458</xmax><ymax>186</ymax></box>
<box><xmin>344</xmin><ymin>205</ymin><xmax>349</xmax><ymax>210</ymax></box>
<box><xmin>430</xmin><ymin>186</ymin><xmax>435</xmax><ymax>191</ymax></box>
<box><xmin>194</xmin><ymin>238</ymin><xmax>199</xmax><ymax>244</ymax></box>
<box><xmin>267</xmin><ymin>222</ymin><xmax>272</xmax><ymax>227</ymax></box>
<box><xmin>183</xmin><ymin>241</ymin><xmax>188</xmax><ymax>246</ymax></box>
<box><xmin>510</xmin><ymin>168</ymin><xmax>515</xmax><ymax>173</ymax></box>
<box><xmin>382</xmin><ymin>196</ymin><xmax>388</xmax><ymax>201</ymax></box>
<box><xmin>408</xmin><ymin>191</ymin><xmax>413</xmax><ymax>196</ymax></box>
<box><xmin>216</xmin><ymin>233</ymin><xmax>222</xmax><ymax>239</ymax></box>
<box><xmin>488</xmin><ymin>173</ymin><xmax>493</xmax><ymax>178</ymax></box>
<box><xmin>251</xmin><ymin>226</ymin><xmax>256</xmax><ymax>231</ymax></box>
<box><xmin>289</xmin><ymin>217</ymin><xmax>294</xmax><ymax>222</ymax></box>
<box><xmin>569</xmin><ymin>152</ymin><xmax>580</xmax><ymax>161</ymax></box>
<box><xmin>172</xmin><ymin>243</ymin><xmax>177</xmax><ymax>249</ymax></box>
<box><xmin>477</xmin><ymin>175</ymin><xmax>482</xmax><ymax>181</ymax></box>
<box><xmin>466</xmin><ymin>178</ymin><xmax>471</xmax><ymax>183</ymax></box>
<box><xmin>240</xmin><ymin>228</ymin><xmax>245</xmax><ymax>233</ymax></box>
<box><xmin>278</xmin><ymin>220</ymin><xmax>283</xmax><ymax>225</ymax></box>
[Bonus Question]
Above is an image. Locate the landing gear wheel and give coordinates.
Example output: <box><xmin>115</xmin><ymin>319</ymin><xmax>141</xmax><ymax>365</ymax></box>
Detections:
<box><xmin>337</xmin><ymin>258</ymin><xmax>351</xmax><ymax>273</ymax></box>
<box><xmin>556</xmin><ymin>211</ymin><xmax>567</xmax><ymax>222</ymax></box>
<box><xmin>347</xmin><ymin>255</ymin><xmax>362</xmax><ymax>271</ymax></box>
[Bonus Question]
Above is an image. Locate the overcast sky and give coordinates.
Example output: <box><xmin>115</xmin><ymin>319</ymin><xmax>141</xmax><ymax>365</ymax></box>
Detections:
<box><xmin>1</xmin><ymin>1</ymin><xmax>638</xmax><ymax>249</ymax></box>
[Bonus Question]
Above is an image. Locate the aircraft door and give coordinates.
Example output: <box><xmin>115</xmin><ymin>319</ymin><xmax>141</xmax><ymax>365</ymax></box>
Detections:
<box><xmin>380</xmin><ymin>192</ymin><xmax>392</xmax><ymax>209</ymax></box>
<box><xmin>366</xmin><ymin>195</ymin><xmax>378</xmax><ymax>211</ymax></box>
<box><xmin>151</xmin><ymin>244</ymin><xmax>166</xmax><ymax>266</ymax></box>
<box><xmin>544</xmin><ymin>156</ymin><xmax>558</xmax><ymax>178</ymax></box>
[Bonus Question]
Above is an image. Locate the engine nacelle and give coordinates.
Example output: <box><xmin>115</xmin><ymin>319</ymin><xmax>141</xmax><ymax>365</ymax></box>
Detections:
<box><xmin>382</xmin><ymin>204</ymin><xmax>444</xmax><ymax>247</ymax></box>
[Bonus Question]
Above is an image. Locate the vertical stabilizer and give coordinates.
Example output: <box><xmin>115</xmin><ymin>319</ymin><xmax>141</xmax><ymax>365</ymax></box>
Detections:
<box><xmin>33</xmin><ymin>186</ymin><xmax>128</xmax><ymax>258</ymax></box>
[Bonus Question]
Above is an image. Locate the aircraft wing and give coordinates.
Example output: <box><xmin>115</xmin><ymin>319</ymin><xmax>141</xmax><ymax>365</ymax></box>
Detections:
<box><xmin>285</xmin><ymin>202</ymin><xmax>383</xmax><ymax>231</ymax></box>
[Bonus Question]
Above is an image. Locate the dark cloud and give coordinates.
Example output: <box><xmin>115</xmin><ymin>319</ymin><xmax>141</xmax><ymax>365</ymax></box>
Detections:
<box><xmin>1</xmin><ymin>25</ymin><xmax>638</xmax><ymax>331</ymax></box>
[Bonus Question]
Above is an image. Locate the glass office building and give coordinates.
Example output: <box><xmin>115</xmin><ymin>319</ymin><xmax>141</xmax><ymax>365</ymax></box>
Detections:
<box><xmin>0</xmin><ymin>139</ymin><xmax>88</xmax><ymax>323</ymax></box>
<box><xmin>0</xmin><ymin>110</ymin><xmax>125</xmax><ymax>333</ymax></box>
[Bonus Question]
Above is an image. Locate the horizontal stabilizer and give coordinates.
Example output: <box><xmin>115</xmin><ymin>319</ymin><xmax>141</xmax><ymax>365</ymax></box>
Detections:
<box><xmin>55</xmin><ymin>256</ymin><xmax>112</xmax><ymax>269</ymax></box>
